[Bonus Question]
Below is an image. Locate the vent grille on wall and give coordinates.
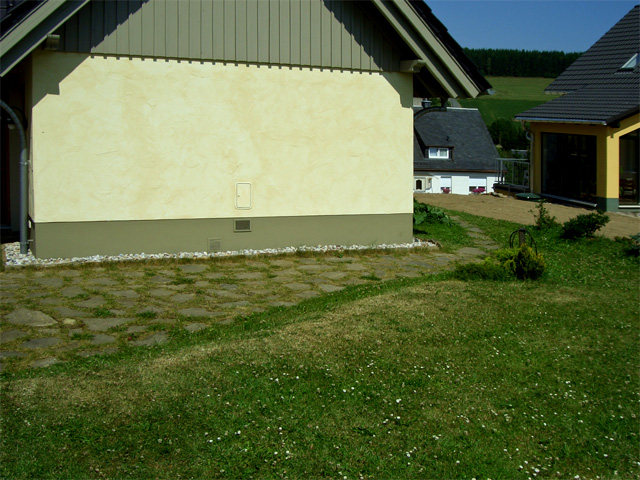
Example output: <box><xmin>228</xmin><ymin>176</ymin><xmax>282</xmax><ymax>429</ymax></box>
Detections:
<box><xmin>208</xmin><ymin>238</ymin><xmax>222</xmax><ymax>253</ymax></box>
<box><xmin>234</xmin><ymin>219</ymin><xmax>251</xmax><ymax>232</ymax></box>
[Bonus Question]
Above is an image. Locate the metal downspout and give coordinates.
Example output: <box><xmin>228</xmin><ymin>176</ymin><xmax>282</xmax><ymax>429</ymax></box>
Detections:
<box><xmin>1</xmin><ymin>100</ymin><xmax>29</xmax><ymax>254</ymax></box>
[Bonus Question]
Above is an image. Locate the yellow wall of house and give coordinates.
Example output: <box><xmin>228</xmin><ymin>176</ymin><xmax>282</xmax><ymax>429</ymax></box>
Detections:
<box><xmin>529</xmin><ymin>115</ymin><xmax>640</xmax><ymax>203</ymax></box>
<box><xmin>30</xmin><ymin>51</ymin><xmax>414</xmax><ymax>223</ymax></box>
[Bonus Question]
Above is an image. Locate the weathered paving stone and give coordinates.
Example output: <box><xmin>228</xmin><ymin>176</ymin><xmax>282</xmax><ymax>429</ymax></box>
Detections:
<box><xmin>325</xmin><ymin>256</ymin><xmax>357</xmax><ymax>263</ymax></box>
<box><xmin>177</xmin><ymin>308</ymin><xmax>221</xmax><ymax>317</ymax></box>
<box><xmin>6</xmin><ymin>308</ymin><xmax>57</xmax><ymax>327</ymax></box>
<box><xmin>0</xmin><ymin>351</ymin><xmax>26</xmax><ymax>358</ymax></box>
<box><xmin>57</xmin><ymin>270</ymin><xmax>81</xmax><ymax>277</ymax></box>
<box><xmin>457</xmin><ymin>247</ymin><xmax>488</xmax><ymax>256</ymax></box>
<box><xmin>269</xmin><ymin>301</ymin><xmax>296</xmax><ymax>307</ymax></box>
<box><xmin>83</xmin><ymin>317</ymin><xmax>133</xmax><ymax>332</ymax></box>
<box><xmin>111</xmin><ymin>290</ymin><xmax>139</xmax><ymax>298</ymax></box>
<box><xmin>31</xmin><ymin>357</ymin><xmax>60</xmax><ymax>368</ymax></box>
<box><xmin>150</xmin><ymin>275</ymin><xmax>173</xmax><ymax>284</ymax></box>
<box><xmin>345</xmin><ymin>263</ymin><xmax>368</xmax><ymax>271</ymax></box>
<box><xmin>127</xmin><ymin>325</ymin><xmax>148</xmax><ymax>333</ymax></box>
<box><xmin>92</xmin><ymin>334</ymin><xmax>116</xmax><ymax>345</ymax></box>
<box><xmin>320</xmin><ymin>271</ymin><xmax>348</xmax><ymax>280</ymax></box>
<box><xmin>178</xmin><ymin>264</ymin><xmax>207</xmax><ymax>274</ymax></box>
<box><xmin>77</xmin><ymin>347</ymin><xmax>118</xmax><ymax>358</ymax></box>
<box><xmin>318</xmin><ymin>284</ymin><xmax>345</xmax><ymax>293</ymax></box>
<box><xmin>68</xmin><ymin>328</ymin><xmax>84</xmax><ymax>337</ymax></box>
<box><xmin>0</xmin><ymin>329</ymin><xmax>28</xmax><ymax>344</ymax></box>
<box><xmin>75</xmin><ymin>296</ymin><xmax>106</xmax><ymax>308</ymax></box>
<box><xmin>204</xmin><ymin>272</ymin><xmax>226</xmax><ymax>279</ymax></box>
<box><xmin>296</xmin><ymin>290</ymin><xmax>320</xmax><ymax>299</ymax></box>
<box><xmin>87</xmin><ymin>278</ymin><xmax>118</xmax><ymax>286</ymax></box>
<box><xmin>170</xmin><ymin>293</ymin><xmax>196</xmax><ymax>303</ymax></box>
<box><xmin>207</xmin><ymin>290</ymin><xmax>243</xmax><ymax>299</ymax></box>
<box><xmin>298</xmin><ymin>264</ymin><xmax>329</xmax><ymax>272</ymax></box>
<box><xmin>52</xmin><ymin>306</ymin><xmax>85</xmax><ymax>318</ymax></box>
<box><xmin>184</xmin><ymin>322</ymin><xmax>208</xmax><ymax>332</ymax></box>
<box><xmin>149</xmin><ymin>289</ymin><xmax>174</xmax><ymax>297</ymax></box>
<box><xmin>35</xmin><ymin>278</ymin><xmax>64</xmax><ymax>288</ymax></box>
<box><xmin>270</xmin><ymin>259</ymin><xmax>295</xmax><ymax>267</ymax></box>
<box><xmin>132</xmin><ymin>332</ymin><xmax>168</xmax><ymax>346</ymax></box>
<box><xmin>235</xmin><ymin>272</ymin><xmax>264</xmax><ymax>280</ymax></box>
<box><xmin>36</xmin><ymin>298</ymin><xmax>63</xmax><ymax>306</ymax></box>
<box><xmin>284</xmin><ymin>283</ymin><xmax>310</xmax><ymax>291</ymax></box>
<box><xmin>221</xmin><ymin>300</ymin><xmax>250</xmax><ymax>308</ymax></box>
<box><xmin>21</xmin><ymin>337</ymin><xmax>62</xmax><ymax>349</ymax></box>
<box><xmin>26</xmin><ymin>291</ymin><xmax>49</xmax><ymax>298</ymax></box>
<box><xmin>61</xmin><ymin>286</ymin><xmax>87</xmax><ymax>298</ymax></box>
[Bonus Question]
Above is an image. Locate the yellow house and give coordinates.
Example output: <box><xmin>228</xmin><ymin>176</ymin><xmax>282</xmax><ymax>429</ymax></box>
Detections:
<box><xmin>0</xmin><ymin>0</ymin><xmax>490</xmax><ymax>258</ymax></box>
<box><xmin>516</xmin><ymin>5</ymin><xmax>639</xmax><ymax>212</ymax></box>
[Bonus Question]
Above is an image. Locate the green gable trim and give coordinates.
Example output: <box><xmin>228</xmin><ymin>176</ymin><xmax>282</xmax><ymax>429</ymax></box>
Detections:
<box><xmin>0</xmin><ymin>0</ymin><xmax>89</xmax><ymax>76</ymax></box>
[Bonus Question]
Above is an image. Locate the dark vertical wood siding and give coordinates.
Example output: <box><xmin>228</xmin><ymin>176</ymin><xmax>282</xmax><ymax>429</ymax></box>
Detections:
<box><xmin>57</xmin><ymin>0</ymin><xmax>401</xmax><ymax>72</ymax></box>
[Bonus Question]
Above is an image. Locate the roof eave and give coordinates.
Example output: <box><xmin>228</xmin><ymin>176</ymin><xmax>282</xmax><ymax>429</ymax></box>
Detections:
<box><xmin>1</xmin><ymin>0</ymin><xmax>90</xmax><ymax>77</ymax></box>
<box><xmin>371</xmin><ymin>0</ymin><xmax>489</xmax><ymax>99</ymax></box>
<box><xmin>514</xmin><ymin>116</ymin><xmax>608</xmax><ymax>126</ymax></box>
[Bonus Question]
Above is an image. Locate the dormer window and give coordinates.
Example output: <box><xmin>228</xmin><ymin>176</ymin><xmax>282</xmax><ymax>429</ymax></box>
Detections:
<box><xmin>620</xmin><ymin>53</ymin><xmax>639</xmax><ymax>71</ymax></box>
<box><xmin>428</xmin><ymin>147</ymin><xmax>451</xmax><ymax>159</ymax></box>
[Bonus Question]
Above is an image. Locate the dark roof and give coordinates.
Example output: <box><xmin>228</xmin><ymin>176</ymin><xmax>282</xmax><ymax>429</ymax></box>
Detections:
<box><xmin>408</xmin><ymin>0</ymin><xmax>492</xmax><ymax>96</ymax></box>
<box><xmin>414</xmin><ymin>107</ymin><xmax>499</xmax><ymax>172</ymax></box>
<box><xmin>516</xmin><ymin>5</ymin><xmax>639</xmax><ymax>125</ymax></box>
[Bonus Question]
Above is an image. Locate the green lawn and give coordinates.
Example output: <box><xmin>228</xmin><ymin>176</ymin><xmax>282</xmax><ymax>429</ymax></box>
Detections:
<box><xmin>458</xmin><ymin>76</ymin><xmax>564</xmax><ymax>125</ymax></box>
<box><xmin>1</xmin><ymin>211</ymin><xmax>638</xmax><ymax>479</ymax></box>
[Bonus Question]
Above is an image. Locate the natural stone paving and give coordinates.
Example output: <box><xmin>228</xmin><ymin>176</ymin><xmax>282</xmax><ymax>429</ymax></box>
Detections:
<box><xmin>0</xmin><ymin>219</ymin><xmax>500</xmax><ymax>372</ymax></box>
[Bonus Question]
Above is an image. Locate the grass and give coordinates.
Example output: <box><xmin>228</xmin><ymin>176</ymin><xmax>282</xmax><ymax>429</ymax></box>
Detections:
<box><xmin>458</xmin><ymin>76</ymin><xmax>564</xmax><ymax>125</ymax></box>
<box><xmin>1</xmin><ymin>212</ymin><xmax>639</xmax><ymax>479</ymax></box>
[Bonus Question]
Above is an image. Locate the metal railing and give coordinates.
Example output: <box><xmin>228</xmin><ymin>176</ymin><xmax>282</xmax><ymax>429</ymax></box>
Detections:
<box><xmin>495</xmin><ymin>158</ymin><xmax>530</xmax><ymax>191</ymax></box>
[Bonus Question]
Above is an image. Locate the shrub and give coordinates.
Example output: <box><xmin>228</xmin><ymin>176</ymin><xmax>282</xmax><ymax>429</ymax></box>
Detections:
<box><xmin>561</xmin><ymin>212</ymin><xmax>610</xmax><ymax>239</ymax></box>
<box><xmin>453</xmin><ymin>245</ymin><xmax>546</xmax><ymax>281</ymax></box>
<box><xmin>413</xmin><ymin>200</ymin><xmax>452</xmax><ymax>231</ymax></box>
<box><xmin>532</xmin><ymin>200</ymin><xmax>559</xmax><ymax>230</ymax></box>
<box><xmin>511</xmin><ymin>245</ymin><xmax>546</xmax><ymax>280</ymax></box>
<box><xmin>453</xmin><ymin>260</ymin><xmax>511</xmax><ymax>281</ymax></box>
<box><xmin>615</xmin><ymin>233</ymin><xmax>640</xmax><ymax>257</ymax></box>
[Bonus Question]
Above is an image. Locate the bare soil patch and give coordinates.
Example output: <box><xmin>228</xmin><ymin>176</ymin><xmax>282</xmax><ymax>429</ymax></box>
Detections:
<box><xmin>415</xmin><ymin>193</ymin><xmax>640</xmax><ymax>239</ymax></box>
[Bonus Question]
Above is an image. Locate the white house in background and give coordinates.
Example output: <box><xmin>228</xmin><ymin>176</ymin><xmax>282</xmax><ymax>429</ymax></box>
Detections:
<box><xmin>413</xmin><ymin>107</ymin><xmax>499</xmax><ymax>195</ymax></box>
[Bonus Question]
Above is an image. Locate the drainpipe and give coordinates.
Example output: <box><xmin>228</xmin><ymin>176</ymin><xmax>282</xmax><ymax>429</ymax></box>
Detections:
<box><xmin>1</xmin><ymin>100</ymin><xmax>29</xmax><ymax>254</ymax></box>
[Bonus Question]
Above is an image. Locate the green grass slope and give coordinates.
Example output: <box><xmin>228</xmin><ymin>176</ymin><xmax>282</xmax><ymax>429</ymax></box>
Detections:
<box><xmin>458</xmin><ymin>76</ymin><xmax>563</xmax><ymax>125</ymax></box>
<box><xmin>2</xmin><ymin>211</ymin><xmax>638</xmax><ymax>480</ymax></box>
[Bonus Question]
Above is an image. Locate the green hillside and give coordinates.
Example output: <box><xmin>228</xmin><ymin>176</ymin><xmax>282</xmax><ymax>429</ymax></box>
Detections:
<box><xmin>458</xmin><ymin>76</ymin><xmax>563</xmax><ymax>125</ymax></box>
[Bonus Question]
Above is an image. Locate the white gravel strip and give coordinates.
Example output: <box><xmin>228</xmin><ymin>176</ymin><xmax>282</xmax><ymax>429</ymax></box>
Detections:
<box><xmin>2</xmin><ymin>239</ymin><xmax>437</xmax><ymax>268</ymax></box>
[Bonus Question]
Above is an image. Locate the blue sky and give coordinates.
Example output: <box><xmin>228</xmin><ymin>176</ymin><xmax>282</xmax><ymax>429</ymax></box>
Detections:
<box><xmin>427</xmin><ymin>1</ymin><xmax>639</xmax><ymax>52</ymax></box>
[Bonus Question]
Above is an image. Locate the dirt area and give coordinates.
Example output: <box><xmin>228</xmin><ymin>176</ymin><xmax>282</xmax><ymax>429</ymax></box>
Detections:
<box><xmin>415</xmin><ymin>193</ymin><xmax>640</xmax><ymax>240</ymax></box>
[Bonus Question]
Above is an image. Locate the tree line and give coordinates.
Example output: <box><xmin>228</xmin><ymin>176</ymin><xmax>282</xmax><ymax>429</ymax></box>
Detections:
<box><xmin>463</xmin><ymin>48</ymin><xmax>582</xmax><ymax>78</ymax></box>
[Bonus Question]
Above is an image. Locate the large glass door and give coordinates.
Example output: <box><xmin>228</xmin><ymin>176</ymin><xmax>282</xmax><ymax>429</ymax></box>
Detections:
<box><xmin>541</xmin><ymin>133</ymin><xmax>597</xmax><ymax>204</ymax></box>
<box><xmin>619</xmin><ymin>129</ymin><xmax>639</xmax><ymax>206</ymax></box>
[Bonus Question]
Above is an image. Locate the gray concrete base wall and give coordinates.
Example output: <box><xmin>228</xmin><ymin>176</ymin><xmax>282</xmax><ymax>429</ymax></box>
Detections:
<box><xmin>31</xmin><ymin>214</ymin><xmax>413</xmax><ymax>259</ymax></box>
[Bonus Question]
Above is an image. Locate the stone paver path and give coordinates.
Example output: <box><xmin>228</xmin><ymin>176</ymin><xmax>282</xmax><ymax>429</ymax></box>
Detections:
<box><xmin>0</xmin><ymin>220</ymin><xmax>498</xmax><ymax>372</ymax></box>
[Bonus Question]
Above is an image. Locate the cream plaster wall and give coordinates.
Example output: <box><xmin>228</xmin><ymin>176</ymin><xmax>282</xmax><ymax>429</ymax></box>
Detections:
<box><xmin>30</xmin><ymin>51</ymin><xmax>414</xmax><ymax>223</ymax></box>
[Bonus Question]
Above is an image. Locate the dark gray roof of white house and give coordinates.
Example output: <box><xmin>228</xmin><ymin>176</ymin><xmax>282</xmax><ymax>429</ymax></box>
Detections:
<box><xmin>516</xmin><ymin>5</ymin><xmax>639</xmax><ymax>125</ymax></box>
<box><xmin>414</xmin><ymin>107</ymin><xmax>499</xmax><ymax>172</ymax></box>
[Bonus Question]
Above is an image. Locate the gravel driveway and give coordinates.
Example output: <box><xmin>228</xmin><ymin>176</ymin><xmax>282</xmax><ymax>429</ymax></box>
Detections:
<box><xmin>415</xmin><ymin>193</ymin><xmax>640</xmax><ymax>239</ymax></box>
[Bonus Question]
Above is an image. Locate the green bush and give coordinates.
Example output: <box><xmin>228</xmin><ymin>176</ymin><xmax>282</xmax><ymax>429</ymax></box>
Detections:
<box><xmin>453</xmin><ymin>245</ymin><xmax>546</xmax><ymax>281</ymax></box>
<box><xmin>532</xmin><ymin>200</ymin><xmax>559</xmax><ymax>230</ymax></box>
<box><xmin>413</xmin><ymin>200</ymin><xmax>452</xmax><ymax>231</ymax></box>
<box><xmin>561</xmin><ymin>212</ymin><xmax>610</xmax><ymax>239</ymax></box>
<box><xmin>488</xmin><ymin>118</ymin><xmax>528</xmax><ymax>151</ymax></box>
<box><xmin>615</xmin><ymin>233</ymin><xmax>640</xmax><ymax>257</ymax></box>
<box><xmin>453</xmin><ymin>260</ymin><xmax>511</xmax><ymax>281</ymax></box>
